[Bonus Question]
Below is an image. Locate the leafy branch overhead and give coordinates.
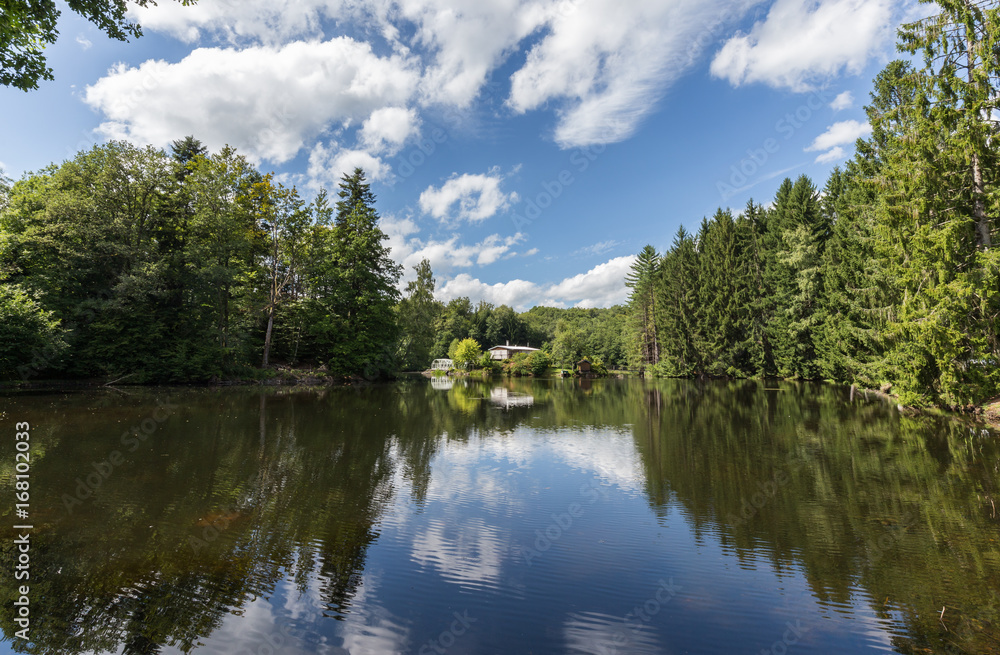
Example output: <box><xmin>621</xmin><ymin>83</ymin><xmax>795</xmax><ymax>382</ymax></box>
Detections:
<box><xmin>1</xmin><ymin>0</ymin><xmax>197</xmax><ymax>91</ymax></box>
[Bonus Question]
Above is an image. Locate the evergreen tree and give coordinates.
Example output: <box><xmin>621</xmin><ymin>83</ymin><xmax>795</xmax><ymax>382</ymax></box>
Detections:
<box><xmin>397</xmin><ymin>259</ymin><xmax>443</xmax><ymax>370</ymax></box>
<box><xmin>335</xmin><ymin>167</ymin><xmax>378</xmax><ymax>227</ymax></box>
<box><xmin>697</xmin><ymin>209</ymin><xmax>748</xmax><ymax>375</ymax></box>
<box><xmin>736</xmin><ymin>200</ymin><xmax>774</xmax><ymax>376</ymax></box>
<box><xmin>658</xmin><ymin>226</ymin><xmax>702</xmax><ymax>375</ymax></box>
<box><xmin>625</xmin><ymin>244</ymin><xmax>661</xmax><ymax>369</ymax></box>
<box><xmin>324</xmin><ymin>172</ymin><xmax>402</xmax><ymax>377</ymax></box>
<box><xmin>767</xmin><ymin>175</ymin><xmax>827</xmax><ymax>379</ymax></box>
<box><xmin>863</xmin><ymin>2</ymin><xmax>1000</xmax><ymax>405</ymax></box>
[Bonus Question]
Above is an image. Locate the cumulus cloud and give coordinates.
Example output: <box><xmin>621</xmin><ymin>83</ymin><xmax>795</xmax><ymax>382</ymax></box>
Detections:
<box><xmin>805</xmin><ymin>119</ymin><xmax>871</xmax><ymax>162</ymax></box>
<box><xmin>814</xmin><ymin>146</ymin><xmax>846</xmax><ymax>163</ymax></box>
<box><xmin>710</xmin><ymin>0</ymin><xmax>895</xmax><ymax>91</ymax></box>
<box><xmin>308</xmin><ymin>142</ymin><xmax>391</xmax><ymax>187</ymax></box>
<box><xmin>806</xmin><ymin>119</ymin><xmax>871</xmax><ymax>151</ymax></box>
<box><xmin>419</xmin><ymin>169</ymin><xmax>518</xmax><ymax>223</ymax></box>
<box><xmin>128</xmin><ymin>0</ymin><xmax>342</xmax><ymax>44</ymax></box>
<box><xmin>437</xmin><ymin>255</ymin><xmax>635</xmax><ymax>310</ymax></box>
<box><xmin>830</xmin><ymin>90</ymin><xmax>854</xmax><ymax>111</ymax></box>
<box><xmin>383</xmin><ymin>215</ymin><xmax>527</xmax><ymax>277</ymax></box>
<box><xmin>84</xmin><ymin>38</ymin><xmax>419</xmax><ymax>164</ymax></box>
<box><xmin>360</xmin><ymin>106</ymin><xmax>421</xmax><ymax>155</ymax></box>
<box><xmin>125</xmin><ymin>0</ymin><xmax>767</xmax><ymax>153</ymax></box>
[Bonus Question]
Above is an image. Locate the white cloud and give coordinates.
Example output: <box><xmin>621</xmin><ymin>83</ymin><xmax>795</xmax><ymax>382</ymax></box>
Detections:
<box><xmin>546</xmin><ymin>255</ymin><xmax>636</xmax><ymax>307</ymax></box>
<box><xmin>360</xmin><ymin>106</ymin><xmax>421</xmax><ymax>155</ymax></box>
<box><xmin>509</xmin><ymin>0</ymin><xmax>762</xmax><ymax>147</ymax></box>
<box><xmin>437</xmin><ymin>274</ymin><xmax>544</xmax><ymax>309</ymax></box>
<box><xmin>813</xmin><ymin>146</ymin><xmax>846</xmax><ymax>163</ymax></box>
<box><xmin>384</xmin><ymin>217</ymin><xmax>527</xmax><ymax>278</ymax></box>
<box><xmin>127</xmin><ymin>0</ymin><xmax>342</xmax><ymax>44</ymax></box>
<box><xmin>830</xmin><ymin>90</ymin><xmax>854</xmax><ymax>111</ymax></box>
<box><xmin>386</xmin><ymin>0</ymin><xmax>556</xmax><ymax>107</ymax></box>
<box><xmin>308</xmin><ymin>142</ymin><xmax>391</xmax><ymax>187</ymax></box>
<box><xmin>710</xmin><ymin>0</ymin><xmax>895</xmax><ymax>91</ymax></box>
<box><xmin>419</xmin><ymin>169</ymin><xmax>518</xmax><ymax>223</ymax></box>
<box><xmin>76</xmin><ymin>35</ymin><xmax>93</xmax><ymax>50</ymax></box>
<box><xmin>523</xmin><ymin>248</ymin><xmax>539</xmax><ymax>257</ymax></box>
<box><xmin>436</xmin><ymin>255</ymin><xmax>635</xmax><ymax>310</ymax></box>
<box><xmin>806</xmin><ymin>119</ymin><xmax>870</xmax><ymax>163</ymax></box>
<box><xmin>116</xmin><ymin>0</ymin><xmax>775</xmax><ymax>156</ymax></box>
<box><xmin>84</xmin><ymin>38</ymin><xmax>419</xmax><ymax>165</ymax></box>
<box><xmin>806</xmin><ymin>119</ymin><xmax>871</xmax><ymax>151</ymax></box>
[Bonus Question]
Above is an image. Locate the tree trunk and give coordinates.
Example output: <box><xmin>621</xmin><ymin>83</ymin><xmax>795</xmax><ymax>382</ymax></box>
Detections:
<box><xmin>965</xmin><ymin>6</ymin><xmax>992</xmax><ymax>248</ymax></box>
<box><xmin>262</xmin><ymin>309</ymin><xmax>274</xmax><ymax>368</ymax></box>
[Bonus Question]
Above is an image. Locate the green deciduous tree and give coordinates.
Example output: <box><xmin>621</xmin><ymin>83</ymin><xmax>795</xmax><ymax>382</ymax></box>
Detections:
<box><xmin>1</xmin><ymin>0</ymin><xmax>197</xmax><ymax>91</ymax></box>
<box><xmin>0</xmin><ymin>283</ymin><xmax>67</xmax><ymax>378</ymax></box>
<box><xmin>453</xmin><ymin>337</ymin><xmax>482</xmax><ymax>369</ymax></box>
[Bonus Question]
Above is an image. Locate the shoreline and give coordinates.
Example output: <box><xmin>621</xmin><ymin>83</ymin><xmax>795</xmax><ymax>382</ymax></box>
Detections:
<box><xmin>2</xmin><ymin>372</ymin><xmax>997</xmax><ymax>430</ymax></box>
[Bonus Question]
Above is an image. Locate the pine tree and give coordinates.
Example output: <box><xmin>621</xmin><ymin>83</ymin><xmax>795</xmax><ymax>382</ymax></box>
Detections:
<box><xmin>326</xmin><ymin>171</ymin><xmax>403</xmax><ymax>376</ymax></box>
<box><xmin>767</xmin><ymin>176</ymin><xmax>827</xmax><ymax>379</ymax></box>
<box><xmin>658</xmin><ymin>227</ymin><xmax>702</xmax><ymax>375</ymax></box>
<box><xmin>697</xmin><ymin>209</ymin><xmax>748</xmax><ymax>375</ymax></box>
<box><xmin>866</xmin><ymin>1</ymin><xmax>1000</xmax><ymax>405</ymax></box>
<box><xmin>736</xmin><ymin>200</ymin><xmax>774</xmax><ymax>376</ymax></box>
<box><xmin>396</xmin><ymin>259</ymin><xmax>442</xmax><ymax>370</ymax></box>
<box><xmin>625</xmin><ymin>245</ymin><xmax>661</xmax><ymax>369</ymax></box>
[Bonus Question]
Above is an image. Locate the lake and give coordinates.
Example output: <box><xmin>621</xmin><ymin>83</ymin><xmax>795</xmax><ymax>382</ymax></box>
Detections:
<box><xmin>1</xmin><ymin>378</ymin><xmax>998</xmax><ymax>654</ymax></box>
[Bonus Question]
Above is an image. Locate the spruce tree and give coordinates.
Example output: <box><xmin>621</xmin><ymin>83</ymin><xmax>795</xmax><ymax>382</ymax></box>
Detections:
<box><xmin>625</xmin><ymin>245</ymin><xmax>661</xmax><ymax>369</ymax></box>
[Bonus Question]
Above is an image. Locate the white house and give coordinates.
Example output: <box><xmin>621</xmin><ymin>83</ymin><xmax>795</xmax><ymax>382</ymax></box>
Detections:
<box><xmin>487</xmin><ymin>343</ymin><xmax>540</xmax><ymax>361</ymax></box>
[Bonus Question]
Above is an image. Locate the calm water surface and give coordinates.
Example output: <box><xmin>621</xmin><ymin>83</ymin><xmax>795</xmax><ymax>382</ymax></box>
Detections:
<box><xmin>1</xmin><ymin>378</ymin><xmax>998</xmax><ymax>654</ymax></box>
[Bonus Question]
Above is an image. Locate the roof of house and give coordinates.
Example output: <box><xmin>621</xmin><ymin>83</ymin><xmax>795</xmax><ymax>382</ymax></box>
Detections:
<box><xmin>488</xmin><ymin>345</ymin><xmax>539</xmax><ymax>352</ymax></box>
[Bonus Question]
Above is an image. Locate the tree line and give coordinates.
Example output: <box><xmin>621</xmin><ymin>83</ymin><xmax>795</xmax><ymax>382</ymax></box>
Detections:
<box><xmin>395</xmin><ymin>269</ymin><xmax>628</xmax><ymax>372</ymax></box>
<box><xmin>623</xmin><ymin>1</ymin><xmax>1000</xmax><ymax>408</ymax></box>
<box><xmin>0</xmin><ymin>139</ymin><xmax>401</xmax><ymax>382</ymax></box>
<box><xmin>0</xmin><ymin>136</ymin><xmax>627</xmax><ymax>382</ymax></box>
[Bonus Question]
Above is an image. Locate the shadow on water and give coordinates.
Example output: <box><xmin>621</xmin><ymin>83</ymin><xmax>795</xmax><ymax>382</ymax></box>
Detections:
<box><xmin>0</xmin><ymin>378</ymin><xmax>996</xmax><ymax>653</ymax></box>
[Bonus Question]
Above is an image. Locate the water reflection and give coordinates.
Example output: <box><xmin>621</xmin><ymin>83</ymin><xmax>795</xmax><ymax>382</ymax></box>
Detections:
<box><xmin>488</xmin><ymin>387</ymin><xmax>534</xmax><ymax>408</ymax></box>
<box><xmin>0</xmin><ymin>378</ymin><xmax>997</xmax><ymax>654</ymax></box>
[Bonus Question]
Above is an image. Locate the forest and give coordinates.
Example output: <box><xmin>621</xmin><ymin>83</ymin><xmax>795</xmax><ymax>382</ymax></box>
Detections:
<box><xmin>0</xmin><ymin>135</ymin><xmax>625</xmax><ymax>381</ymax></box>
<box><xmin>620</xmin><ymin>2</ymin><xmax>1000</xmax><ymax>409</ymax></box>
<box><xmin>1</xmin><ymin>1</ymin><xmax>998</xmax><ymax>409</ymax></box>
<box><xmin>0</xmin><ymin>140</ymin><xmax>403</xmax><ymax>382</ymax></box>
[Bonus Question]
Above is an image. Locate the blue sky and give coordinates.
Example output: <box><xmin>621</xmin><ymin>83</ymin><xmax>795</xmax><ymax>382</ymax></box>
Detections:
<box><xmin>0</xmin><ymin>0</ymin><xmax>925</xmax><ymax>310</ymax></box>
